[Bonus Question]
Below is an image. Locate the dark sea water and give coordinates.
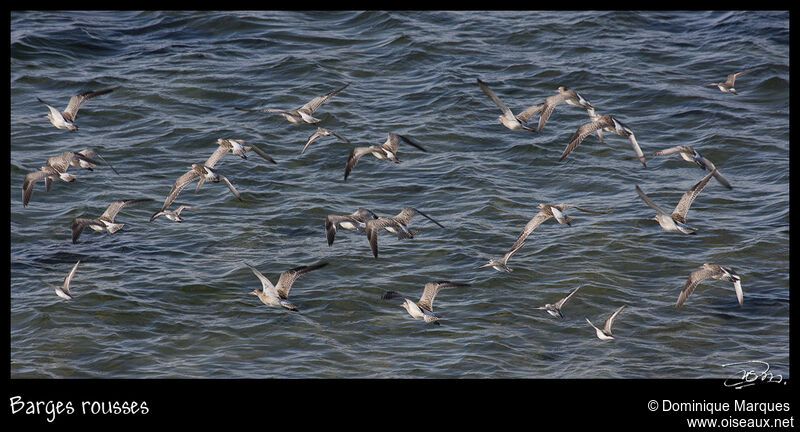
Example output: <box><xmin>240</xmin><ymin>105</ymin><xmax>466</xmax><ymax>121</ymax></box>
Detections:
<box><xmin>10</xmin><ymin>10</ymin><xmax>789</xmax><ymax>380</ymax></box>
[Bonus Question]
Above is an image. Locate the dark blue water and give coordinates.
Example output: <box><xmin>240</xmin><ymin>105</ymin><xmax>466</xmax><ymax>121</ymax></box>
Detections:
<box><xmin>10</xmin><ymin>10</ymin><xmax>789</xmax><ymax>379</ymax></box>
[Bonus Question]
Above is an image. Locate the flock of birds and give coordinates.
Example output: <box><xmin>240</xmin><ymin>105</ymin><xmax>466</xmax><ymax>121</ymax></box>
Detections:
<box><xmin>24</xmin><ymin>69</ymin><xmax>751</xmax><ymax>338</ymax></box>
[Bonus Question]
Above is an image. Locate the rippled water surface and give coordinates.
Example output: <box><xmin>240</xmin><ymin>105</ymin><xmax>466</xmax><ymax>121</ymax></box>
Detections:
<box><xmin>10</xmin><ymin>11</ymin><xmax>789</xmax><ymax>379</ymax></box>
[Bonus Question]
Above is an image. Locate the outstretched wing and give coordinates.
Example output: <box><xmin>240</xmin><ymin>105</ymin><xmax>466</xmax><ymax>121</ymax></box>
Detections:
<box><xmin>70</xmin><ymin>218</ymin><xmax>95</xmax><ymax>244</ymax></box>
<box><xmin>344</xmin><ymin>146</ymin><xmax>373</xmax><ymax>181</ymax></box>
<box><xmin>510</xmin><ymin>211</ymin><xmax>551</xmax><ymax>250</ymax></box>
<box><xmin>676</xmin><ymin>267</ymin><xmax>716</xmax><ymax>308</ymax></box>
<box><xmin>537</xmin><ymin>93</ymin><xmax>568</xmax><ymax>133</ymax></box>
<box><xmin>22</xmin><ymin>170</ymin><xmax>50</xmax><ymax>207</ymax></box>
<box><xmin>79</xmin><ymin>148</ymin><xmax>119</xmax><ymax>174</ymax></box>
<box><xmin>418</xmin><ymin>281</ymin><xmax>469</xmax><ymax>312</ymax></box>
<box><xmin>635</xmin><ymin>185</ymin><xmax>669</xmax><ymax>216</ymax></box>
<box><xmin>516</xmin><ymin>103</ymin><xmax>544</xmax><ymax>124</ymax></box>
<box><xmin>299</xmin><ymin>83</ymin><xmax>349</xmax><ymax>114</ymax></box>
<box><xmin>476</xmin><ymin>78</ymin><xmax>514</xmax><ymax>118</ymax></box>
<box><xmin>247</xmin><ymin>143</ymin><xmax>276</xmax><ymax>164</ymax></box>
<box><xmin>365</xmin><ymin>218</ymin><xmax>401</xmax><ymax>258</ymax></box>
<box><xmin>101</xmin><ymin>198</ymin><xmax>154</xmax><ymax>221</ymax></box>
<box><xmin>275</xmin><ymin>262</ymin><xmax>329</xmax><ymax>299</ymax></box>
<box><xmin>671</xmin><ymin>169</ymin><xmax>716</xmax><ymax>221</ymax></box>
<box><xmin>204</xmin><ymin>144</ymin><xmax>229</xmax><ymax>168</ymax></box>
<box><xmin>555</xmin><ymin>285</ymin><xmax>582</xmax><ymax>309</ymax></box>
<box><xmin>394</xmin><ymin>206</ymin><xmax>443</xmax><ymax>228</ymax></box>
<box><xmin>560</xmin><ymin>116</ymin><xmax>613</xmax><ymax>161</ymax></box>
<box><xmin>217</xmin><ymin>174</ymin><xmax>242</xmax><ymax>201</ymax></box>
<box><xmin>161</xmin><ymin>169</ymin><xmax>201</xmax><ymax>211</ymax></box>
<box><xmin>604</xmin><ymin>305</ymin><xmax>626</xmax><ymax>333</ymax></box>
<box><xmin>244</xmin><ymin>262</ymin><xmax>279</xmax><ymax>298</ymax></box>
<box><xmin>61</xmin><ymin>260</ymin><xmax>81</xmax><ymax>295</ymax></box>
<box><xmin>62</xmin><ymin>88</ymin><xmax>115</xmax><ymax>122</ymax></box>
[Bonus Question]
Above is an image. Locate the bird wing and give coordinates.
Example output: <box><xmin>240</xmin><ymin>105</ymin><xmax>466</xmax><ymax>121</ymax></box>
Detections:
<box><xmin>395</xmin><ymin>206</ymin><xmax>443</xmax><ymax>228</ymax></box>
<box><xmin>642</xmin><ymin>145</ymin><xmax>686</xmax><ymax>158</ymax></box>
<box><xmin>555</xmin><ymin>285</ymin><xmax>581</xmax><ymax>309</ymax></box>
<box><xmin>510</xmin><ymin>211</ymin><xmax>551</xmax><ymax>250</ymax></box>
<box><xmin>676</xmin><ymin>267</ymin><xmax>715</xmax><ymax>308</ymax></box>
<box><xmin>635</xmin><ymin>185</ymin><xmax>669</xmax><ymax>215</ymax></box>
<box><xmin>699</xmin><ymin>157</ymin><xmax>732</xmax><ymax>189</ymax></box>
<box><xmin>344</xmin><ymin>146</ymin><xmax>374</xmax><ymax>181</ymax></box>
<box><xmin>558</xmin><ymin>204</ymin><xmax>611</xmax><ymax>214</ymax></box>
<box><xmin>204</xmin><ymin>144</ymin><xmax>229</xmax><ymax>168</ymax></box>
<box><xmin>626</xmin><ymin>134</ymin><xmax>646</xmax><ymax>167</ymax></box>
<box><xmin>299</xmin><ymin>83</ymin><xmax>349</xmax><ymax>114</ymax></box>
<box><xmin>325</xmin><ymin>215</ymin><xmax>345</xmax><ymax>246</ymax></box>
<box><xmin>560</xmin><ymin>116</ymin><xmax>612</xmax><ymax>161</ymax></box>
<box><xmin>161</xmin><ymin>169</ymin><xmax>201</xmax><ymax>211</ymax></box>
<box><xmin>37</xmin><ymin>97</ymin><xmax>62</xmax><ymax>119</ymax></box>
<box><xmin>516</xmin><ymin>103</ymin><xmax>544</xmax><ymax>124</ymax></box>
<box><xmin>244</xmin><ymin>262</ymin><xmax>279</xmax><ymax>298</ymax></box>
<box><xmin>61</xmin><ymin>260</ymin><xmax>81</xmax><ymax>295</ymax></box>
<box><xmin>500</xmin><ymin>239</ymin><xmax>527</xmax><ymax>265</ymax></box>
<box><xmin>330</xmin><ymin>129</ymin><xmax>350</xmax><ymax>143</ymax></box>
<box><xmin>537</xmin><ymin>93</ymin><xmax>568</xmax><ymax>132</ymax></box>
<box><xmin>22</xmin><ymin>170</ymin><xmax>50</xmax><ymax>207</ymax></box>
<box><xmin>671</xmin><ymin>169</ymin><xmax>716</xmax><ymax>221</ymax></box>
<box><xmin>217</xmin><ymin>174</ymin><xmax>242</xmax><ymax>201</ymax></box>
<box><xmin>62</xmin><ymin>88</ymin><xmax>114</xmax><ymax>122</ymax></box>
<box><xmin>302</xmin><ymin>129</ymin><xmax>324</xmax><ymax>154</ymax></box>
<box><xmin>476</xmin><ymin>78</ymin><xmax>514</xmax><ymax>119</ymax></box>
<box><xmin>365</xmin><ymin>218</ymin><xmax>399</xmax><ymax>258</ymax></box>
<box><xmin>604</xmin><ymin>305</ymin><xmax>626</xmax><ymax>333</ymax></box>
<box><xmin>70</xmin><ymin>218</ymin><xmax>95</xmax><ymax>244</ymax></box>
<box><xmin>394</xmin><ymin>134</ymin><xmax>427</xmax><ymax>153</ymax></box>
<box><xmin>79</xmin><ymin>148</ymin><xmax>119</xmax><ymax>174</ymax></box>
<box><xmin>275</xmin><ymin>262</ymin><xmax>328</xmax><ymax>299</ymax></box>
<box><xmin>725</xmin><ymin>70</ymin><xmax>752</xmax><ymax>86</ymax></box>
<box><xmin>353</xmin><ymin>207</ymin><xmax>378</xmax><ymax>221</ymax></box>
<box><xmin>46</xmin><ymin>152</ymin><xmax>73</xmax><ymax>173</ymax></box>
<box><xmin>418</xmin><ymin>281</ymin><xmax>469</xmax><ymax>312</ymax></box>
<box><xmin>247</xmin><ymin>143</ymin><xmax>276</xmax><ymax>164</ymax></box>
<box><xmin>101</xmin><ymin>198</ymin><xmax>154</xmax><ymax>221</ymax></box>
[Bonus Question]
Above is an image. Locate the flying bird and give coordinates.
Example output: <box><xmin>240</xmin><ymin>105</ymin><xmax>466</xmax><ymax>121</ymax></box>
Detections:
<box><xmin>37</xmin><ymin>88</ymin><xmax>115</xmax><ymax>130</ymax></box>
<box><xmin>325</xmin><ymin>208</ymin><xmax>379</xmax><ymax>246</ymax></box>
<box><xmin>364</xmin><ymin>207</ymin><xmax>444</xmax><ymax>258</ymax></box>
<box><xmin>47</xmin><ymin>260</ymin><xmax>81</xmax><ymax>300</ymax></box>
<box><xmin>344</xmin><ymin>133</ymin><xmax>427</xmax><ymax>181</ymax></box>
<box><xmin>636</xmin><ymin>145</ymin><xmax>731</xmax><ymax>189</ymax></box>
<box><xmin>236</xmin><ymin>83</ymin><xmax>349</xmax><ymax>124</ymax></box>
<box><xmin>476</xmin><ymin>240</ymin><xmax>527</xmax><ymax>273</ymax></box>
<box><xmin>706</xmin><ymin>70</ymin><xmax>752</xmax><ymax>94</ymax></box>
<box><xmin>561</xmin><ymin>114</ymin><xmax>646</xmax><ymax>167</ymax></box>
<box><xmin>635</xmin><ymin>169</ymin><xmax>717</xmax><ymax>235</ymax></box>
<box><xmin>209</xmin><ymin>139</ymin><xmax>276</xmax><ymax>165</ymax></box>
<box><xmin>244</xmin><ymin>261</ymin><xmax>329</xmax><ymax>311</ymax></box>
<box><xmin>536</xmin><ymin>285</ymin><xmax>582</xmax><ymax>318</ymax></box>
<box><xmin>382</xmin><ymin>281</ymin><xmax>470</xmax><ymax>324</ymax></box>
<box><xmin>150</xmin><ymin>204</ymin><xmax>197</xmax><ymax>222</ymax></box>
<box><xmin>22</xmin><ymin>165</ymin><xmax>74</xmax><ymax>207</ymax></box>
<box><xmin>479</xmin><ymin>203</ymin><xmax>608</xmax><ymax>272</ymax></box>
<box><xmin>71</xmin><ymin>198</ymin><xmax>154</xmax><ymax>243</ymax></box>
<box><xmin>676</xmin><ymin>263</ymin><xmax>743</xmax><ymax>308</ymax></box>
<box><xmin>535</xmin><ymin>86</ymin><xmax>595</xmax><ymax>133</ymax></box>
<box><xmin>476</xmin><ymin>78</ymin><xmax>542</xmax><ymax>132</ymax></box>
<box><xmin>302</xmin><ymin>127</ymin><xmax>350</xmax><ymax>154</ymax></box>
<box><xmin>586</xmin><ymin>305</ymin><xmax>626</xmax><ymax>340</ymax></box>
<box><xmin>155</xmin><ymin>164</ymin><xmax>241</xmax><ymax>215</ymax></box>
